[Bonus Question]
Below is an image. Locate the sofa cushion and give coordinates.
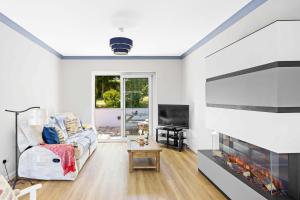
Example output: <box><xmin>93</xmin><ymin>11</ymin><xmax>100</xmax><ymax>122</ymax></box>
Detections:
<box><xmin>64</xmin><ymin>117</ymin><xmax>82</xmax><ymax>136</ymax></box>
<box><xmin>19</xmin><ymin>120</ymin><xmax>44</xmax><ymax>152</ymax></box>
<box><xmin>76</xmin><ymin>129</ymin><xmax>97</xmax><ymax>144</ymax></box>
<box><xmin>29</xmin><ymin>126</ymin><xmax>44</xmax><ymax>144</ymax></box>
<box><xmin>66</xmin><ymin>136</ymin><xmax>90</xmax><ymax>159</ymax></box>
<box><xmin>52</xmin><ymin>115</ymin><xmax>69</xmax><ymax>140</ymax></box>
<box><xmin>42</xmin><ymin>127</ymin><xmax>60</xmax><ymax>144</ymax></box>
<box><xmin>54</xmin><ymin>126</ymin><xmax>66</xmax><ymax>144</ymax></box>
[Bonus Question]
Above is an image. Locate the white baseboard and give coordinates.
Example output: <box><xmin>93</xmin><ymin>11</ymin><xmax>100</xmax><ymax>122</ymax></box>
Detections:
<box><xmin>189</xmin><ymin>146</ymin><xmax>197</xmax><ymax>153</ymax></box>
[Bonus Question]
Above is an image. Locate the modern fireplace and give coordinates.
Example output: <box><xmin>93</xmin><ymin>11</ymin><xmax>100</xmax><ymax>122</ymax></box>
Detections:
<box><xmin>200</xmin><ymin>133</ymin><xmax>300</xmax><ymax>200</ymax></box>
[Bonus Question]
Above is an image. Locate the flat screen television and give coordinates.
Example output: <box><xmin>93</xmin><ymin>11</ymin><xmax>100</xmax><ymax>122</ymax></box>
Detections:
<box><xmin>158</xmin><ymin>104</ymin><xmax>189</xmax><ymax>128</ymax></box>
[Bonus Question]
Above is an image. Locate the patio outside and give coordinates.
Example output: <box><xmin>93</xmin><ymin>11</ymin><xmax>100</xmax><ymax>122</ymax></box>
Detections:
<box><xmin>95</xmin><ymin>76</ymin><xmax>149</xmax><ymax>140</ymax></box>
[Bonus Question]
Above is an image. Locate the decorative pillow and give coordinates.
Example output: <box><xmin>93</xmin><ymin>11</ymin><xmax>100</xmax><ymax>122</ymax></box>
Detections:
<box><xmin>54</xmin><ymin>126</ymin><xmax>66</xmax><ymax>144</ymax></box>
<box><xmin>30</xmin><ymin>125</ymin><xmax>44</xmax><ymax>144</ymax></box>
<box><xmin>51</xmin><ymin>115</ymin><xmax>68</xmax><ymax>139</ymax></box>
<box><xmin>64</xmin><ymin>117</ymin><xmax>82</xmax><ymax>136</ymax></box>
<box><xmin>53</xmin><ymin>115</ymin><xmax>67</xmax><ymax>133</ymax></box>
<box><xmin>42</xmin><ymin>127</ymin><xmax>60</xmax><ymax>144</ymax></box>
<box><xmin>81</xmin><ymin>124</ymin><xmax>93</xmax><ymax>130</ymax></box>
<box><xmin>19</xmin><ymin>120</ymin><xmax>44</xmax><ymax>152</ymax></box>
<box><xmin>0</xmin><ymin>175</ymin><xmax>17</xmax><ymax>200</ymax></box>
<box><xmin>44</xmin><ymin>117</ymin><xmax>57</xmax><ymax>127</ymax></box>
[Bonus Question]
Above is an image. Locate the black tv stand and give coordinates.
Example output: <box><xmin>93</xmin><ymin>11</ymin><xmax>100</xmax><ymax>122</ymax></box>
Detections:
<box><xmin>155</xmin><ymin>126</ymin><xmax>186</xmax><ymax>152</ymax></box>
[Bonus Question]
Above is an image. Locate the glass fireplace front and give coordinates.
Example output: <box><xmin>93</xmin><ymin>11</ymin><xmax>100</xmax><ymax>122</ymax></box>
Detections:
<box><xmin>211</xmin><ymin>133</ymin><xmax>300</xmax><ymax>200</ymax></box>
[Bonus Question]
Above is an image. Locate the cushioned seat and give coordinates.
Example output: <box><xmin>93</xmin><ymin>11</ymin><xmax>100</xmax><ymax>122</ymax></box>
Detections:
<box><xmin>77</xmin><ymin>129</ymin><xmax>97</xmax><ymax>144</ymax></box>
<box><xmin>66</xmin><ymin>135</ymin><xmax>90</xmax><ymax>159</ymax></box>
<box><xmin>18</xmin><ymin>112</ymin><xmax>98</xmax><ymax>181</ymax></box>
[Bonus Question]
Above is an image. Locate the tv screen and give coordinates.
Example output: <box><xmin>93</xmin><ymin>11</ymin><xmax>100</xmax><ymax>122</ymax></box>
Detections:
<box><xmin>158</xmin><ymin>104</ymin><xmax>189</xmax><ymax>128</ymax></box>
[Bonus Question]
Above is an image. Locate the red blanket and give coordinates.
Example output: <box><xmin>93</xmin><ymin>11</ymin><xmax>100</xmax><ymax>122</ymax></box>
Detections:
<box><xmin>42</xmin><ymin>144</ymin><xmax>76</xmax><ymax>175</ymax></box>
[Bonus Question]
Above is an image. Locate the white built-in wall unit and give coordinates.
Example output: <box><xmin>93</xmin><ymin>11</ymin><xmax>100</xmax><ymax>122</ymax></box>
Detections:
<box><xmin>182</xmin><ymin>0</ymin><xmax>300</xmax><ymax>152</ymax></box>
<box><xmin>199</xmin><ymin>20</ymin><xmax>300</xmax><ymax>200</ymax></box>
<box><xmin>182</xmin><ymin>1</ymin><xmax>300</xmax><ymax>199</ymax></box>
<box><xmin>206</xmin><ymin>21</ymin><xmax>300</xmax><ymax>153</ymax></box>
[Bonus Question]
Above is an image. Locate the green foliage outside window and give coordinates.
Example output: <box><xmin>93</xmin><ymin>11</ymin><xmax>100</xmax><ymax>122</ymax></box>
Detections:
<box><xmin>103</xmin><ymin>89</ymin><xmax>120</xmax><ymax>108</ymax></box>
<box><xmin>125</xmin><ymin>78</ymin><xmax>148</xmax><ymax>108</ymax></box>
<box><xmin>95</xmin><ymin>76</ymin><xmax>121</xmax><ymax>108</ymax></box>
<box><xmin>95</xmin><ymin>76</ymin><xmax>149</xmax><ymax>108</ymax></box>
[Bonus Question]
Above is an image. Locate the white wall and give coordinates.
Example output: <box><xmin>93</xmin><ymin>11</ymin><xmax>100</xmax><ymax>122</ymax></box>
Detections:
<box><xmin>0</xmin><ymin>22</ymin><xmax>61</xmax><ymax>178</ymax></box>
<box><xmin>60</xmin><ymin>59</ymin><xmax>183</xmax><ymax>132</ymax></box>
<box><xmin>182</xmin><ymin>0</ymin><xmax>300</xmax><ymax>152</ymax></box>
<box><xmin>182</xmin><ymin>57</ymin><xmax>209</xmax><ymax>152</ymax></box>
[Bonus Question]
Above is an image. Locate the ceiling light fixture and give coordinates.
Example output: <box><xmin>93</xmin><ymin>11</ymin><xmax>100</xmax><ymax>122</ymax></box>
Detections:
<box><xmin>109</xmin><ymin>27</ymin><xmax>133</xmax><ymax>55</ymax></box>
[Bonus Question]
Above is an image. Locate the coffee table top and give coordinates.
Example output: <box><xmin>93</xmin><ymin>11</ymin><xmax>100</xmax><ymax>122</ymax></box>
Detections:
<box><xmin>127</xmin><ymin>138</ymin><xmax>162</xmax><ymax>152</ymax></box>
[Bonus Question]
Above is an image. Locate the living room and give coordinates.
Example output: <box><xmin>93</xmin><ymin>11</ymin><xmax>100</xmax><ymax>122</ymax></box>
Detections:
<box><xmin>1</xmin><ymin>0</ymin><xmax>300</xmax><ymax>200</ymax></box>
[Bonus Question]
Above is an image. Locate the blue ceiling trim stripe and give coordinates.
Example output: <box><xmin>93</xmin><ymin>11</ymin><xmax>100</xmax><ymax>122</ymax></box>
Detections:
<box><xmin>0</xmin><ymin>12</ymin><xmax>63</xmax><ymax>59</ymax></box>
<box><xmin>181</xmin><ymin>0</ymin><xmax>267</xmax><ymax>59</ymax></box>
<box><xmin>62</xmin><ymin>56</ymin><xmax>182</xmax><ymax>60</ymax></box>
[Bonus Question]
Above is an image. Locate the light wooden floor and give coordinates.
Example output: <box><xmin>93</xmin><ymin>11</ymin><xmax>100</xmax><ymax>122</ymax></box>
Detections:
<box><xmin>18</xmin><ymin>143</ymin><xmax>226</xmax><ymax>200</ymax></box>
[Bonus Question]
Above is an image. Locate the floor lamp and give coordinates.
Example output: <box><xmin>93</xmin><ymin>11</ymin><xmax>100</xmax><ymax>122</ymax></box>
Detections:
<box><xmin>5</xmin><ymin>106</ymin><xmax>40</xmax><ymax>189</ymax></box>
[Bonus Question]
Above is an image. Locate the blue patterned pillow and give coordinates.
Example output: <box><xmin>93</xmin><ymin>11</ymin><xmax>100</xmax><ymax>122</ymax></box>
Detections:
<box><xmin>42</xmin><ymin>127</ymin><xmax>60</xmax><ymax>144</ymax></box>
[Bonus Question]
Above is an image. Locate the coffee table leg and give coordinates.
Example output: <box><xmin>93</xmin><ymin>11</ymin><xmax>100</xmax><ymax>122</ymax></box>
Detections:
<box><xmin>129</xmin><ymin>152</ymin><xmax>133</xmax><ymax>172</ymax></box>
<box><xmin>156</xmin><ymin>152</ymin><xmax>160</xmax><ymax>172</ymax></box>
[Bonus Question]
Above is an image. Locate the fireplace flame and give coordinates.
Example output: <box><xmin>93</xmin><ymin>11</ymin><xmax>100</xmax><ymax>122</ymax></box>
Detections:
<box><xmin>226</xmin><ymin>154</ymin><xmax>284</xmax><ymax>195</ymax></box>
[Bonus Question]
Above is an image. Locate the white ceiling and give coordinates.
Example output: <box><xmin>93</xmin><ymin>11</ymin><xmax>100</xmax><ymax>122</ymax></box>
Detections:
<box><xmin>0</xmin><ymin>0</ymin><xmax>250</xmax><ymax>56</ymax></box>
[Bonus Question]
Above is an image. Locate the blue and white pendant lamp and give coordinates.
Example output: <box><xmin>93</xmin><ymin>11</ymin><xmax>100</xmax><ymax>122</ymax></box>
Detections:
<box><xmin>109</xmin><ymin>27</ymin><xmax>133</xmax><ymax>55</ymax></box>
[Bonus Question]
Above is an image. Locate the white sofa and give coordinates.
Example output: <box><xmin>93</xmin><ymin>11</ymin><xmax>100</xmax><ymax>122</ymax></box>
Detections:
<box><xmin>18</xmin><ymin>113</ymin><xmax>97</xmax><ymax>180</ymax></box>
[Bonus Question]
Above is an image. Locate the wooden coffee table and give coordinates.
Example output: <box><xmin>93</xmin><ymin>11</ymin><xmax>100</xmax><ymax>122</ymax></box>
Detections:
<box><xmin>127</xmin><ymin>139</ymin><xmax>162</xmax><ymax>172</ymax></box>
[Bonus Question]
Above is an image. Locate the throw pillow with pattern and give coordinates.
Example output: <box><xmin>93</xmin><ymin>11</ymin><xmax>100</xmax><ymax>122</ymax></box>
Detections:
<box><xmin>54</xmin><ymin>125</ymin><xmax>66</xmax><ymax>144</ymax></box>
<box><xmin>64</xmin><ymin>117</ymin><xmax>82</xmax><ymax>136</ymax></box>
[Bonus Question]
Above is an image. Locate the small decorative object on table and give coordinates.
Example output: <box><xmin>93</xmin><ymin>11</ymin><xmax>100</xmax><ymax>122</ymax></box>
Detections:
<box><xmin>138</xmin><ymin>138</ymin><xmax>145</xmax><ymax>146</ymax></box>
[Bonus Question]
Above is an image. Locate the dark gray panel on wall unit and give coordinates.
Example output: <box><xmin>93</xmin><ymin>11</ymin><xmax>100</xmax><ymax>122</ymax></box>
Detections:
<box><xmin>206</xmin><ymin>61</ymin><xmax>300</xmax><ymax>113</ymax></box>
<box><xmin>206</xmin><ymin>68</ymin><xmax>278</xmax><ymax>107</ymax></box>
<box><xmin>277</xmin><ymin>67</ymin><xmax>300</xmax><ymax>107</ymax></box>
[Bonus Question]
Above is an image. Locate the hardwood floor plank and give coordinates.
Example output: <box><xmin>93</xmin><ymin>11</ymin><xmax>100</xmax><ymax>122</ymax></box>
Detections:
<box><xmin>18</xmin><ymin>143</ymin><xmax>226</xmax><ymax>200</ymax></box>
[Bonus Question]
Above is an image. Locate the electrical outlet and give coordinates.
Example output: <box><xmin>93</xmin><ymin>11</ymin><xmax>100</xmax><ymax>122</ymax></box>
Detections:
<box><xmin>2</xmin><ymin>158</ymin><xmax>8</xmax><ymax>164</ymax></box>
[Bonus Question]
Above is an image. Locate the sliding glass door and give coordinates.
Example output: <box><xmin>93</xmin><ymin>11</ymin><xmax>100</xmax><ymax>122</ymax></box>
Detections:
<box><xmin>95</xmin><ymin>74</ymin><xmax>152</xmax><ymax>141</ymax></box>
<box><xmin>123</xmin><ymin>76</ymin><xmax>151</xmax><ymax>137</ymax></box>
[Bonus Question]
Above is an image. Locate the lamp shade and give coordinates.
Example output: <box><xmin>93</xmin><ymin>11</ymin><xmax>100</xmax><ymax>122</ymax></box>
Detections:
<box><xmin>109</xmin><ymin>37</ymin><xmax>133</xmax><ymax>55</ymax></box>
